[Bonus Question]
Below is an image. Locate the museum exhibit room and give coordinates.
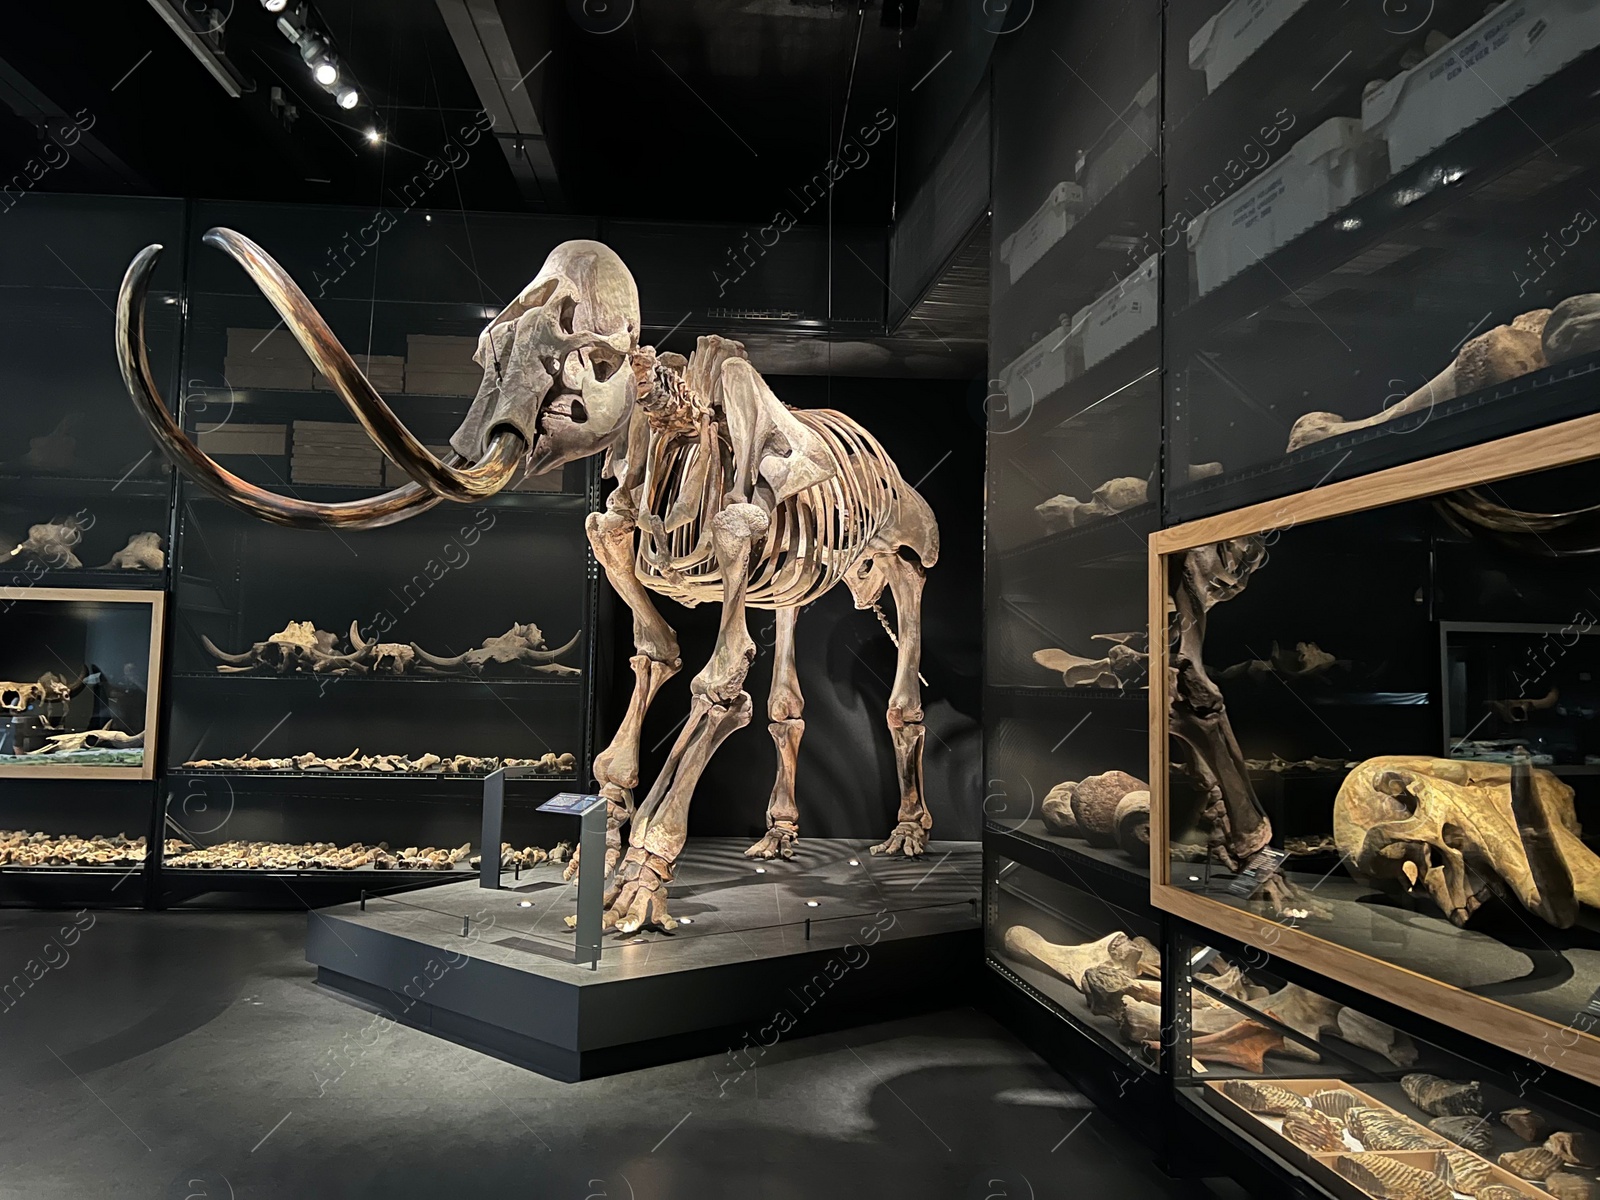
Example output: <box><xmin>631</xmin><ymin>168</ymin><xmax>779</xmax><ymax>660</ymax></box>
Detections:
<box><xmin>6</xmin><ymin>0</ymin><xmax>1600</xmax><ymax>1196</ymax></box>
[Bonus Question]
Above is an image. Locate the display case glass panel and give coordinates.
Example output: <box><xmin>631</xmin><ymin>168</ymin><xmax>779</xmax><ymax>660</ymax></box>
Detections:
<box><xmin>1162</xmin><ymin>0</ymin><xmax>1600</xmax><ymax>524</ymax></box>
<box><xmin>0</xmin><ymin>587</ymin><xmax>162</xmax><ymax>779</ymax></box>
<box><xmin>985</xmin><ymin>849</ymin><xmax>1162</xmax><ymax>1072</ymax></box>
<box><xmin>0</xmin><ymin>195</ymin><xmax>179</xmax><ymax>593</ymax></box>
<box><xmin>1151</xmin><ymin>417</ymin><xmax>1600</xmax><ymax>1088</ymax></box>
<box><xmin>984</xmin><ymin>0</ymin><xmax>1161</xmax><ymax>899</ymax></box>
<box><xmin>158</xmin><ymin>202</ymin><xmax>599</xmax><ymax>895</ymax></box>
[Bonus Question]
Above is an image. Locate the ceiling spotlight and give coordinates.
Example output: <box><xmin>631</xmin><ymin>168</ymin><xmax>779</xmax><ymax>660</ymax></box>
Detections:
<box><xmin>365</xmin><ymin>128</ymin><xmax>382</xmax><ymax>144</ymax></box>
<box><xmin>262</xmin><ymin>0</ymin><xmax>288</xmax><ymax>11</ymax></box>
<box><xmin>314</xmin><ymin>58</ymin><xmax>339</xmax><ymax>86</ymax></box>
<box><xmin>276</xmin><ymin>17</ymin><xmax>300</xmax><ymax>39</ymax></box>
<box><xmin>335</xmin><ymin>85</ymin><xmax>358</xmax><ymax>109</ymax></box>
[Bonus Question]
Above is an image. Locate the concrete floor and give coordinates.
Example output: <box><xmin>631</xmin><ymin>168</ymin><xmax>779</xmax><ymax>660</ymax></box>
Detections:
<box><xmin>0</xmin><ymin>909</ymin><xmax>1212</xmax><ymax>1199</ymax></box>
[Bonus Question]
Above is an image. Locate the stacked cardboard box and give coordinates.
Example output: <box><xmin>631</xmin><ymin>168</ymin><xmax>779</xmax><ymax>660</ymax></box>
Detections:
<box><xmin>225</xmin><ymin>328</ymin><xmax>314</xmax><ymax>391</ymax></box>
<box><xmin>195</xmin><ymin>422</ymin><xmax>287</xmax><ymax>457</ymax></box>
<box><xmin>404</xmin><ymin>334</ymin><xmax>480</xmax><ymax>396</ymax></box>
<box><xmin>291</xmin><ymin>421</ymin><xmax>383</xmax><ymax>486</ymax></box>
<box><xmin>313</xmin><ymin>354</ymin><xmax>405</xmax><ymax>393</ymax></box>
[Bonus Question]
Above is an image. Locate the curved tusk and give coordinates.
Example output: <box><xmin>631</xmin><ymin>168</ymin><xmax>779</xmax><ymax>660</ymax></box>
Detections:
<box><xmin>117</xmin><ymin>245</ymin><xmax>464</xmax><ymax>530</ymax></box>
<box><xmin>409</xmin><ymin>643</ymin><xmax>471</xmax><ymax>671</ymax></box>
<box><xmin>201</xmin><ymin>634</ymin><xmax>257</xmax><ymax>667</ymax></box>
<box><xmin>202</xmin><ymin>228</ymin><xmax>523</xmax><ymax>502</ymax></box>
<box><xmin>348</xmin><ymin>620</ymin><xmax>370</xmax><ymax>653</ymax></box>
<box><xmin>520</xmin><ymin>629</ymin><xmax>582</xmax><ymax>664</ymax></box>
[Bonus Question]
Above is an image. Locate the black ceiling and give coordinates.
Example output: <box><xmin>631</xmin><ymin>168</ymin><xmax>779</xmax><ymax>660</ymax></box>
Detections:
<box><xmin>2</xmin><ymin>0</ymin><xmax>984</xmax><ymax>225</ymax></box>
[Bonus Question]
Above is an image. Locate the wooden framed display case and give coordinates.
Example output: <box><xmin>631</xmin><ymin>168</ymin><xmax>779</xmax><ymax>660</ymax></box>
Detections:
<box><xmin>1165</xmin><ymin>922</ymin><xmax>1600</xmax><ymax>1200</ymax></box>
<box><xmin>1148</xmin><ymin>413</ymin><xmax>1600</xmax><ymax>1090</ymax></box>
<box><xmin>0</xmin><ymin>587</ymin><xmax>164</xmax><ymax>781</ymax></box>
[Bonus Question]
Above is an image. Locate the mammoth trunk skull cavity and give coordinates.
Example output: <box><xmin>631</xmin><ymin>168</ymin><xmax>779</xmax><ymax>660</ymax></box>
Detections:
<box><xmin>452</xmin><ymin>240</ymin><xmax>640</xmax><ymax>477</ymax></box>
<box><xmin>115</xmin><ymin>231</ymin><xmax>641</xmax><ymax>529</ymax></box>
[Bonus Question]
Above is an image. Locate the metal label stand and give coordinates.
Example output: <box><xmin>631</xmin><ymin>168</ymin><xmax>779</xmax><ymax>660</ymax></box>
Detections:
<box><xmin>479</xmin><ymin>772</ymin><xmax>605</xmax><ymax>968</ymax></box>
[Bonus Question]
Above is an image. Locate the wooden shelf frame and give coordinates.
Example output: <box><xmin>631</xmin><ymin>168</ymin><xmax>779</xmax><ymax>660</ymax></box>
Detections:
<box><xmin>0</xmin><ymin>586</ymin><xmax>165</xmax><ymax>781</ymax></box>
<box><xmin>1145</xmin><ymin>410</ymin><xmax>1600</xmax><ymax>1089</ymax></box>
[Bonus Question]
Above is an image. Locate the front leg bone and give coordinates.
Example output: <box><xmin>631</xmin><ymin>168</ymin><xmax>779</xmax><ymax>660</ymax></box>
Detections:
<box><xmin>568</xmin><ymin>498</ymin><xmax>681</xmax><ymax>882</ymax></box>
<box><xmin>605</xmin><ymin>503</ymin><xmax>769</xmax><ymax>932</ymax></box>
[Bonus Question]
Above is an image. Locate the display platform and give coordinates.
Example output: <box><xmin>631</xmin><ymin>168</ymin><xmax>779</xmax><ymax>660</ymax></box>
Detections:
<box><xmin>307</xmin><ymin>837</ymin><xmax>980</xmax><ymax>1081</ymax></box>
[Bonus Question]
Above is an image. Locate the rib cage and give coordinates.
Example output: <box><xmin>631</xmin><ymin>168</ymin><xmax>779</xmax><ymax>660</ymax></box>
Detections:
<box><xmin>633</xmin><ymin>407</ymin><xmax>908</xmax><ymax>609</ymax></box>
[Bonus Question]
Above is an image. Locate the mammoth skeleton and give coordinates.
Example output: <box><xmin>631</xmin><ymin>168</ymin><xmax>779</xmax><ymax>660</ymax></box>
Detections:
<box><xmin>118</xmin><ymin>230</ymin><xmax>939</xmax><ymax>933</ymax></box>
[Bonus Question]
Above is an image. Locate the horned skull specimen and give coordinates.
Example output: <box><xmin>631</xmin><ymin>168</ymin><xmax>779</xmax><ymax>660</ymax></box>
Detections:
<box><xmin>411</xmin><ymin>623</ymin><xmax>582</xmax><ymax>675</ymax></box>
<box><xmin>1333</xmin><ymin>755</ymin><xmax>1600</xmax><ymax>928</ymax></box>
<box><xmin>118</xmin><ymin>230</ymin><xmax>939</xmax><ymax>935</ymax></box>
<box><xmin>0</xmin><ymin>672</ymin><xmax>77</xmax><ymax>714</ymax></box>
<box><xmin>202</xmin><ymin>621</ymin><xmax>341</xmax><ymax>674</ymax></box>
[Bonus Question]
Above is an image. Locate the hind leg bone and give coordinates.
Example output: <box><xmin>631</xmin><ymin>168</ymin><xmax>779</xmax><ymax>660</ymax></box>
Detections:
<box><xmin>747</xmin><ymin>604</ymin><xmax>803</xmax><ymax>860</ymax></box>
<box><xmin>871</xmin><ymin>553</ymin><xmax>931</xmax><ymax>858</ymax></box>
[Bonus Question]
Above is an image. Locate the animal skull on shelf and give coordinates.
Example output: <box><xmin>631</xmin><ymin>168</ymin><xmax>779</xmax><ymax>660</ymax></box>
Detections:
<box><xmin>1333</xmin><ymin>755</ymin><xmax>1600</xmax><ymax>928</ymax></box>
<box><xmin>202</xmin><ymin>621</ymin><xmax>342</xmax><ymax>674</ymax></box>
<box><xmin>120</xmin><ymin>230</ymin><xmax>940</xmax><ymax>935</ymax></box>
<box><xmin>7</xmin><ymin>516</ymin><xmax>88</xmax><ymax>568</ymax></box>
<box><xmin>0</xmin><ymin>672</ymin><xmax>77</xmax><ymax>714</ymax></box>
<box><xmin>411</xmin><ymin>623</ymin><xmax>582</xmax><ymax>675</ymax></box>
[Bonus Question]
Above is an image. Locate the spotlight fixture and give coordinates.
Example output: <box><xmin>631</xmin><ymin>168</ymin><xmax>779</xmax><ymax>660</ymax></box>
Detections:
<box><xmin>270</xmin><ymin>2</ymin><xmax>363</xmax><ymax>111</ymax></box>
<box><xmin>364</xmin><ymin>128</ymin><xmax>382</xmax><ymax>144</ymax></box>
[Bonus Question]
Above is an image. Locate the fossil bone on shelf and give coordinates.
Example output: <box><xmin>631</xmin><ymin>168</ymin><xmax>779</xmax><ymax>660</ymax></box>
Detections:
<box><xmin>202</xmin><ymin>618</ymin><xmax>582</xmax><ymax>677</ymax></box>
<box><xmin>1033</xmin><ymin>631</ymin><xmax>1149</xmax><ymax>689</ymax></box>
<box><xmin>102</xmin><ymin>531</ymin><xmax>165</xmax><ymax>570</ymax></box>
<box><xmin>411</xmin><ymin>622</ymin><xmax>582</xmax><ymax>675</ymax></box>
<box><xmin>0</xmin><ymin>829</ymin><xmax>148</xmax><ymax>866</ymax></box>
<box><xmin>1071</xmin><ymin>770</ymin><xmax>1148</xmax><ymax>848</ymax></box>
<box><xmin>25</xmin><ymin>727</ymin><xmax>143</xmax><ymax>755</ymax></box>
<box><xmin>1402</xmin><ymin>1074</ymin><xmax>1485</xmax><ymax>1119</ymax></box>
<box><xmin>182</xmin><ymin>750</ymin><xmax>576</xmax><ymax>775</ymax></box>
<box><xmin>1034</xmin><ymin>465</ymin><xmax>1222</xmax><ymax>533</ymax></box>
<box><xmin>1336</xmin><ymin>1007</ymin><xmax>1419</xmax><ymax>1067</ymax></box>
<box><xmin>1334</xmin><ymin>756</ymin><xmax>1600</xmax><ymax>928</ymax></box>
<box><xmin>7</xmin><ymin>517</ymin><xmax>87</xmax><ymax>568</ymax></box>
<box><xmin>161</xmin><ymin>837</ymin><xmax>571</xmax><ymax>872</ymax></box>
<box><xmin>1333</xmin><ymin>1153</ymin><xmax>1453</xmax><ymax>1200</ymax></box>
<box><xmin>1286</xmin><ymin>294</ymin><xmax>1600</xmax><ymax>453</ymax></box>
<box><xmin>1001</xmin><ymin>927</ymin><xmax>1142</xmax><ymax>990</ymax></box>
<box><xmin>1217</xmin><ymin>640</ymin><xmax>1346</xmax><ymax>682</ymax></box>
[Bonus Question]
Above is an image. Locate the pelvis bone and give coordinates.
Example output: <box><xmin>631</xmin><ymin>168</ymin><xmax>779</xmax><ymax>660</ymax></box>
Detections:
<box><xmin>1034</xmin><ymin>632</ymin><xmax>1149</xmax><ymax>689</ymax></box>
<box><xmin>1333</xmin><ymin>755</ymin><xmax>1600</xmax><ymax>928</ymax></box>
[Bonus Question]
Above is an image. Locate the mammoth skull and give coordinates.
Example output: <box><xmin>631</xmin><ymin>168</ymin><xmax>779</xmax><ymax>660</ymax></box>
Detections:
<box><xmin>1333</xmin><ymin>755</ymin><xmax>1600</xmax><ymax>927</ymax></box>
<box><xmin>451</xmin><ymin>240</ymin><xmax>641</xmax><ymax>478</ymax></box>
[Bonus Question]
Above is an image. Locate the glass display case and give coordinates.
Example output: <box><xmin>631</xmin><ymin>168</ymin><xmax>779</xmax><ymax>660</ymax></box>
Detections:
<box><xmin>982</xmin><ymin>0</ymin><xmax>1167</xmax><ymax>1112</ymax></box>
<box><xmin>985</xmin><ymin>0</ymin><xmax>1161</xmax><ymax>881</ymax></box>
<box><xmin>1170</xmin><ymin>927</ymin><xmax>1600</xmax><ymax>1200</ymax></box>
<box><xmin>1162</xmin><ymin>0</ymin><xmax>1600</xmax><ymax>524</ymax></box>
<box><xmin>1151</xmin><ymin>418</ymin><xmax>1600</xmax><ymax>1090</ymax></box>
<box><xmin>0</xmin><ymin>196</ymin><xmax>178</xmax><ymax>907</ymax></box>
<box><xmin>985</xmin><ymin>847</ymin><xmax>1163</xmax><ymax>1074</ymax></box>
<box><xmin>155</xmin><ymin>202</ymin><xmax>601</xmax><ymax>905</ymax></box>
